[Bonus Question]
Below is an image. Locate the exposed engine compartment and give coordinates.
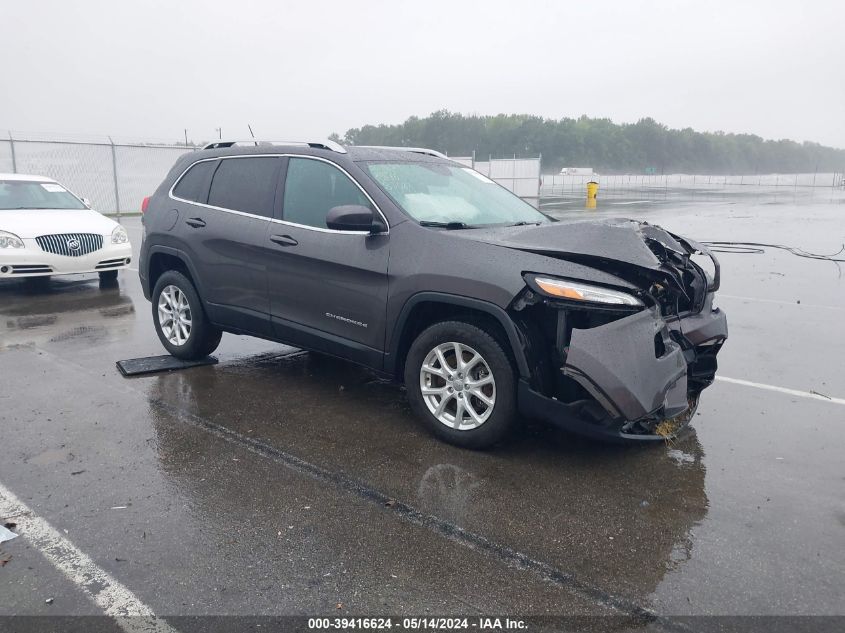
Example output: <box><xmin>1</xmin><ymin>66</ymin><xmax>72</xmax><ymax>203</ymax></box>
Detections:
<box><xmin>509</xmin><ymin>220</ymin><xmax>726</xmax><ymax>439</ymax></box>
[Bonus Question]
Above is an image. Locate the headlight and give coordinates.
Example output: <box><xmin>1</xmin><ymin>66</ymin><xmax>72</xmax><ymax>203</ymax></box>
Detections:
<box><xmin>0</xmin><ymin>231</ymin><xmax>25</xmax><ymax>249</ymax></box>
<box><xmin>111</xmin><ymin>225</ymin><xmax>129</xmax><ymax>244</ymax></box>
<box><xmin>529</xmin><ymin>275</ymin><xmax>643</xmax><ymax>307</ymax></box>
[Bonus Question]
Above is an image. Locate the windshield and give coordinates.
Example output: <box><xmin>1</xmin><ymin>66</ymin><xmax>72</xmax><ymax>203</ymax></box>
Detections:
<box><xmin>0</xmin><ymin>180</ymin><xmax>87</xmax><ymax>210</ymax></box>
<box><xmin>363</xmin><ymin>161</ymin><xmax>549</xmax><ymax>227</ymax></box>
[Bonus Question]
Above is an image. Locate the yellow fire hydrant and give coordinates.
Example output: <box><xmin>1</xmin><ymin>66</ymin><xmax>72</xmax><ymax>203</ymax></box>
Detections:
<box><xmin>586</xmin><ymin>181</ymin><xmax>599</xmax><ymax>209</ymax></box>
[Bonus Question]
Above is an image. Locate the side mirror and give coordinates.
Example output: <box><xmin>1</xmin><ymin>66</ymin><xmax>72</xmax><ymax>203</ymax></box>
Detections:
<box><xmin>326</xmin><ymin>205</ymin><xmax>381</xmax><ymax>233</ymax></box>
<box><xmin>81</xmin><ymin>197</ymin><xmax>92</xmax><ymax>208</ymax></box>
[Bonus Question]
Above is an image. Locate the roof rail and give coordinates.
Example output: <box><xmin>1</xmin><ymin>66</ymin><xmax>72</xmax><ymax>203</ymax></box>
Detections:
<box><xmin>201</xmin><ymin>139</ymin><xmax>347</xmax><ymax>154</ymax></box>
<box><xmin>356</xmin><ymin>145</ymin><xmax>448</xmax><ymax>159</ymax></box>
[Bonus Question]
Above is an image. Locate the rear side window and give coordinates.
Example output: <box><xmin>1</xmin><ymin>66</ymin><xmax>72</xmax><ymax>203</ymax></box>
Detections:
<box><xmin>207</xmin><ymin>157</ymin><xmax>280</xmax><ymax>218</ymax></box>
<box><xmin>172</xmin><ymin>160</ymin><xmax>216</xmax><ymax>203</ymax></box>
<box><xmin>282</xmin><ymin>158</ymin><xmax>372</xmax><ymax>229</ymax></box>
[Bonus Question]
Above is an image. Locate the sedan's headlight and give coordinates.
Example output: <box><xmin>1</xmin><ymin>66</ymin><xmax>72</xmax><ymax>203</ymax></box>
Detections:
<box><xmin>0</xmin><ymin>231</ymin><xmax>25</xmax><ymax>249</ymax></box>
<box><xmin>111</xmin><ymin>225</ymin><xmax>129</xmax><ymax>244</ymax></box>
<box><xmin>530</xmin><ymin>275</ymin><xmax>643</xmax><ymax>306</ymax></box>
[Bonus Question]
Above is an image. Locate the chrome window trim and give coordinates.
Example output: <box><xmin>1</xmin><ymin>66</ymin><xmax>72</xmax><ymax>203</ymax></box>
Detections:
<box><xmin>168</xmin><ymin>154</ymin><xmax>389</xmax><ymax>235</ymax></box>
<box><xmin>270</xmin><ymin>218</ymin><xmax>370</xmax><ymax>235</ymax></box>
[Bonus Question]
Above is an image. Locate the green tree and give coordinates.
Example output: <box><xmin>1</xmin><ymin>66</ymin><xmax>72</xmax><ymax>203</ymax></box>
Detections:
<box><xmin>336</xmin><ymin>112</ymin><xmax>845</xmax><ymax>174</ymax></box>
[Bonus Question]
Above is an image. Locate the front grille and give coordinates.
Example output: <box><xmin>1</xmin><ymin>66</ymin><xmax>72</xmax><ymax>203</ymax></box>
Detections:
<box><xmin>36</xmin><ymin>233</ymin><xmax>103</xmax><ymax>257</ymax></box>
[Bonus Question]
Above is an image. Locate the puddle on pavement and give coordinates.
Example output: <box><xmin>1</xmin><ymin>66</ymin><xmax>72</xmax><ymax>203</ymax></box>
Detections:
<box><xmin>142</xmin><ymin>348</ymin><xmax>709</xmax><ymax>602</ymax></box>
<box><xmin>0</xmin><ymin>277</ymin><xmax>135</xmax><ymax>348</ymax></box>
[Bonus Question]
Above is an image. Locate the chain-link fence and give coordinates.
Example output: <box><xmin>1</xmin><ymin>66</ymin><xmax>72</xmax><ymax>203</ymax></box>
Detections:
<box><xmin>0</xmin><ymin>135</ymin><xmax>548</xmax><ymax>213</ymax></box>
<box><xmin>5</xmin><ymin>132</ymin><xmax>840</xmax><ymax>211</ymax></box>
<box><xmin>0</xmin><ymin>134</ymin><xmax>198</xmax><ymax>215</ymax></box>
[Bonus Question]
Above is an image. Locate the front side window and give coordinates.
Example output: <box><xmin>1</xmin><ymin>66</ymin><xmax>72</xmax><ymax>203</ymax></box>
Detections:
<box><xmin>363</xmin><ymin>162</ymin><xmax>548</xmax><ymax>227</ymax></box>
<box><xmin>172</xmin><ymin>160</ymin><xmax>216</xmax><ymax>203</ymax></box>
<box><xmin>0</xmin><ymin>180</ymin><xmax>87</xmax><ymax>211</ymax></box>
<box><xmin>282</xmin><ymin>158</ymin><xmax>372</xmax><ymax>229</ymax></box>
<box><xmin>207</xmin><ymin>157</ymin><xmax>280</xmax><ymax>218</ymax></box>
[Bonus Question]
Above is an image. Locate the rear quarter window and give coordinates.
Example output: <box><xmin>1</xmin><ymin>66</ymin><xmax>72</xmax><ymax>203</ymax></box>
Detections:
<box><xmin>207</xmin><ymin>157</ymin><xmax>280</xmax><ymax>218</ymax></box>
<box><xmin>172</xmin><ymin>160</ymin><xmax>216</xmax><ymax>203</ymax></box>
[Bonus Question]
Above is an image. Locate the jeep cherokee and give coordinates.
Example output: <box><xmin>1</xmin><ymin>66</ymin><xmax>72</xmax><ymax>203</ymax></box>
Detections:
<box><xmin>139</xmin><ymin>140</ymin><xmax>728</xmax><ymax>448</ymax></box>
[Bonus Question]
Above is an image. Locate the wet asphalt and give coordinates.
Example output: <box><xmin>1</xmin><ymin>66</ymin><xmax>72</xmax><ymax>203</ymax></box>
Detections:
<box><xmin>1</xmin><ymin>193</ymin><xmax>843</xmax><ymax>624</ymax></box>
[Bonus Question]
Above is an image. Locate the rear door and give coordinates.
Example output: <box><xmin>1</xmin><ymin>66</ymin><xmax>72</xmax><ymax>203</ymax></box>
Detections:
<box><xmin>177</xmin><ymin>155</ymin><xmax>282</xmax><ymax>336</ymax></box>
<box><xmin>266</xmin><ymin>156</ymin><xmax>389</xmax><ymax>368</ymax></box>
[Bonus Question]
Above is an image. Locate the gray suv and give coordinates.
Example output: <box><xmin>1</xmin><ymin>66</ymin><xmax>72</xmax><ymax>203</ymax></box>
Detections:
<box><xmin>139</xmin><ymin>140</ymin><xmax>727</xmax><ymax>448</ymax></box>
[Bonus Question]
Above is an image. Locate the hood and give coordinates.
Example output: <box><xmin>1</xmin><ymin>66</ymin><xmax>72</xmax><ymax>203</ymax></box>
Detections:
<box><xmin>452</xmin><ymin>217</ymin><xmax>691</xmax><ymax>272</ymax></box>
<box><xmin>0</xmin><ymin>209</ymin><xmax>118</xmax><ymax>239</ymax></box>
<box><xmin>450</xmin><ymin>217</ymin><xmax>714</xmax><ymax>313</ymax></box>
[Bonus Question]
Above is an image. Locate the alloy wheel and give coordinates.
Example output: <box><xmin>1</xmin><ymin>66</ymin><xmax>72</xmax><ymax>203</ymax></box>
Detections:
<box><xmin>157</xmin><ymin>284</ymin><xmax>192</xmax><ymax>346</ymax></box>
<box><xmin>419</xmin><ymin>342</ymin><xmax>496</xmax><ymax>430</ymax></box>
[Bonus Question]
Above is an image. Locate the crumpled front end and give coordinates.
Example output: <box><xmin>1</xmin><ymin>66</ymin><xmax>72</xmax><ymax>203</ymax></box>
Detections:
<box><xmin>512</xmin><ymin>220</ymin><xmax>728</xmax><ymax>442</ymax></box>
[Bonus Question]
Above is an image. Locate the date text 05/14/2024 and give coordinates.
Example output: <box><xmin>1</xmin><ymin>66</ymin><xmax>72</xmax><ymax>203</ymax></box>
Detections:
<box><xmin>307</xmin><ymin>617</ymin><xmax>528</xmax><ymax>630</ymax></box>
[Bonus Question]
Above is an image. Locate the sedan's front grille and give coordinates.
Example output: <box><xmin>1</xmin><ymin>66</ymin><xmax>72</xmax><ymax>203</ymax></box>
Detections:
<box><xmin>36</xmin><ymin>233</ymin><xmax>103</xmax><ymax>257</ymax></box>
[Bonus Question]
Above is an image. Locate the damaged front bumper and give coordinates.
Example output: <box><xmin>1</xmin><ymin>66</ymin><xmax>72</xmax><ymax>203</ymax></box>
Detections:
<box><xmin>517</xmin><ymin>294</ymin><xmax>728</xmax><ymax>442</ymax></box>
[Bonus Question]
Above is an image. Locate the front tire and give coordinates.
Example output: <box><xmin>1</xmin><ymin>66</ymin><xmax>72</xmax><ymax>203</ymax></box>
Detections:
<box><xmin>404</xmin><ymin>320</ymin><xmax>517</xmax><ymax>448</ymax></box>
<box><xmin>152</xmin><ymin>271</ymin><xmax>221</xmax><ymax>360</ymax></box>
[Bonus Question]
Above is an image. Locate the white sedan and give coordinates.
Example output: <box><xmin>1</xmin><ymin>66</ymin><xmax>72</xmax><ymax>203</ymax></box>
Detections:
<box><xmin>0</xmin><ymin>173</ymin><xmax>132</xmax><ymax>281</ymax></box>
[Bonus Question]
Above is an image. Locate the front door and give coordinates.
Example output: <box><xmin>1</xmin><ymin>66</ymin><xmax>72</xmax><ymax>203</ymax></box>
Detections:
<box><xmin>266</xmin><ymin>156</ymin><xmax>389</xmax><ymax>368</ymax></box>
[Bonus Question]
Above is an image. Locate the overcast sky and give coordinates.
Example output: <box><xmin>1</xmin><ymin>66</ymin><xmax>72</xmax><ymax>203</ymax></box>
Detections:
<box><xmin>2</xmin><ymin>0</ymin><xmax>843</xmax><ymax>147</ymax></box>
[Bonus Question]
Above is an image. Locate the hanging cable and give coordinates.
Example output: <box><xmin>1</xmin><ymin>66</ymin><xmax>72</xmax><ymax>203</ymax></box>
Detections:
<box><xmin>700</xmin><ymin>241</ymin><xmax>845</xmax><ymax>263</ymax></box>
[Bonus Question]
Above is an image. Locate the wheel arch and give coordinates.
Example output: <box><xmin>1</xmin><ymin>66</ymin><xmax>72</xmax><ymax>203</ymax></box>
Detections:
<box><xmin>146</xmin><ymin>246</ymin><xmax>205</xmax><ymax>300</ymax></box>
<box><xmin>386</xmin><ymin>292</ymin><xmax>529</xmax><ymax>380</ymax></box>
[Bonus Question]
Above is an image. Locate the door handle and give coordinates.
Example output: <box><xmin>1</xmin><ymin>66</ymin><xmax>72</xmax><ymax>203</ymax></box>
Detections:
<box><xmin>185</xmin><ymin>217</ymin><xmax>206</xmax><ymax>228</ymax></box>
<box><xmin>270</xmin><ymin>234</ymin><xmax>298</xmax><ymax>247</ymax></box>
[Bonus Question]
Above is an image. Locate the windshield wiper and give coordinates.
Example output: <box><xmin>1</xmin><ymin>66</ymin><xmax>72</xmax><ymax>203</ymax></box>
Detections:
<box><xmin>419</xmin><ymin>220</ymin><xmax>471</xmax><ymax>230</ymax></box>
<box><xmin>508</xmin><ymin>221</ymin><xmax>542</xmax><ymax>227</ymax></box>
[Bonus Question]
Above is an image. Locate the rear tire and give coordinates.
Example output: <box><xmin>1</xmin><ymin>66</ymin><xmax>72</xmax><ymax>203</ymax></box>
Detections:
<box><xmin>152</xmin><ymin>270</ymin><xmax>221</xmax><ymax>360</ymax></box>
<box><xmin>404</xmin><ymin>320</ymin><xmax>517</xmax><ymax>449</ymax></box>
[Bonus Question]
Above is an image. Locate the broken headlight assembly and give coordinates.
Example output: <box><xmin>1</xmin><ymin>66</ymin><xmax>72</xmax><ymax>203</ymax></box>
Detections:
<box><xmin>524</xmin><ymin>274</ymin><xmax>644</xmax><ymax>308</ymax></box>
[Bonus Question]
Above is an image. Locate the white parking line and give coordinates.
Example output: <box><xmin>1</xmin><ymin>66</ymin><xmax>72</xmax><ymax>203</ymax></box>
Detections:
<box><xmin>716</xmin><ymin>376</ymin><xmax>845</xmax><ymax>406</ymax></box>
<box><xmin>0</xmin><ymin>482</ymin><xmax>178</xmax><ymax>633</ymax></box>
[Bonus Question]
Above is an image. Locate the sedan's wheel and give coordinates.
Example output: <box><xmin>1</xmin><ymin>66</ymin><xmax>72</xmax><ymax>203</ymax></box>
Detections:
<box><xmin>151</xmin><ymin>270</ymin><xmax>221</xmax><ymax>360</ymax></box>
<box><xmin>420</xmin><ymin>342</ymin><xmax>496</xmax><ymax>430</ymax></box>
<box><xmin>405</xmin><ymin>320</ymin><xmax>517</xmax><ymax>448</ymax></box>
<box><xmin>158</xmin><ymin>284</ymin><xmax>192</xmax><ymax>346</ymax></box>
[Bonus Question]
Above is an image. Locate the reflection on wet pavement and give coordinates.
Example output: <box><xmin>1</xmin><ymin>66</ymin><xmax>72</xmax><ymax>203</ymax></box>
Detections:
<box><xmin>143</xmin><ymin>351</ymin><xmax>708</xmax><ymax>606</ymax></box>
<box><xmin>1</xmin><ymin>276</ymin><xmax>134</xmax><ymax>348</ymax></box>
